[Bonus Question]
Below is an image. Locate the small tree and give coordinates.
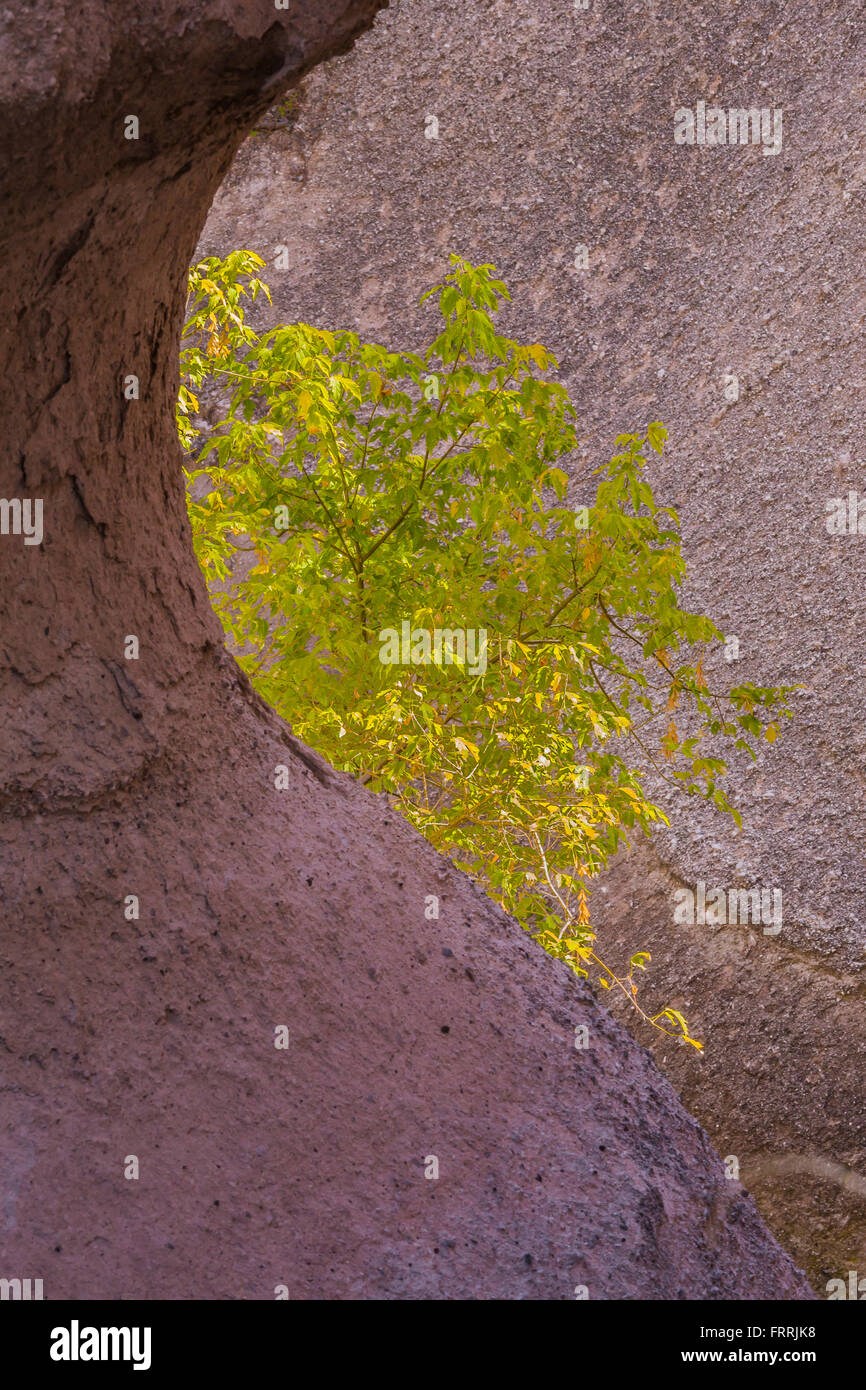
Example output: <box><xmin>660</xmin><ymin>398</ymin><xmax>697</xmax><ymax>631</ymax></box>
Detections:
<box><xmin>180</xmin><ymin>253</ymin><xmax>793</xmax><ymax>1048</ymax></box>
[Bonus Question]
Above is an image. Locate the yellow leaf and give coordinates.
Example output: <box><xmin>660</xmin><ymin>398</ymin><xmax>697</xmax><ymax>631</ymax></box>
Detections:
<box><xmin>454</xmin><ymin>736</ymin><xmax>479</xmax><ymax>762</ymax></box>
<box><xmin>206</xmin><ymin>327</ymin><xmax>229</xmax><ymax>359</ymax></box>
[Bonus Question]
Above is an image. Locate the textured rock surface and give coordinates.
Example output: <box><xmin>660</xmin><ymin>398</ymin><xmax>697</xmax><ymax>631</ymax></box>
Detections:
<box><xmin>0</xmin><ymin>0</ymin><xmax>813</xmax><ymax>1298</ymax></box>
<box><xmin>0</xmin><ymin>673</ymin><xmax>814</xmax><ymax>1298</ymax></box>
<box><xmin>197</xmin><ymin>0</ymin><xmax>866</xmax><ymax>1290</ymax></box>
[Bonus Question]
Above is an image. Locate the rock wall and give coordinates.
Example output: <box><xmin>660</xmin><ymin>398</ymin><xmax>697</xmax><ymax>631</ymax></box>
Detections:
<box><xmin>197</xmin><ymin>0</ymin><xmax>866</xmax><ymax>1290</ymax></box>
<box><xmin>0</xmin><ymin>0</ymin><xmax>812</xmax><ymax>1298</ymax></box>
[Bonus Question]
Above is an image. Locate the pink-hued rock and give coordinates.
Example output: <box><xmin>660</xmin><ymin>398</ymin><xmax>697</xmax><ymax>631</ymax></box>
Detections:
<box><xmin>0</xmin><ymin>1</ymin><xmax>812</xmax><ymax>1298</ymax></box>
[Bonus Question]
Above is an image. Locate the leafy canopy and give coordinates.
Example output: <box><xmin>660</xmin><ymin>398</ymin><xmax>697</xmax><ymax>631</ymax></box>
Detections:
<box><xmin>179</xmin><ymin>252</ymin><xmax>793</xmax><ymax>1049</ymax></box>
